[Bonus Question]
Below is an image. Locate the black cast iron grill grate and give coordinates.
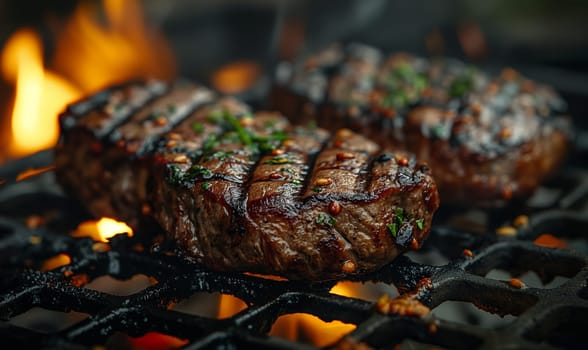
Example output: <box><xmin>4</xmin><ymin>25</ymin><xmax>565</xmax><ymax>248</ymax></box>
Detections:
<box><xmin>0</xmin><ymin>148</ymin><xmax>587</xmax><ymax>349</ymax></box>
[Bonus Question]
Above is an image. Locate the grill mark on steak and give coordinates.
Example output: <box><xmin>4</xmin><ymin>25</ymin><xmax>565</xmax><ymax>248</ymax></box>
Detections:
<box><xmin>272</xmin><ymin>44</ymin><xmax>572</xmax><ymax>207</ymax></box>
<box><xmin>113</xmin><ymin>82</ymin><xmax>214</xmax><ymax>156</ymax></box>
<box><xmin>61</xmin><ymin>81</ymin><xmax>168</xmax><ymax>139</ymax></box>
<box><xmin>57</xmin><ymin>79</ymin><xmax>440</xmax><ymax>280</ymax></box>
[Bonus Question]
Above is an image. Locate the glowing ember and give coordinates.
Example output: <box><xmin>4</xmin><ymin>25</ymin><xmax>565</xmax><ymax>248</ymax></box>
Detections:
<box><xmin>211</xmin><ymin>61</ymin><xmax>261</xmax><ymax>94</ymax></box>
<box><xmin>1</xmin><ymin>29</ymin><xmax>81</xmax><ymax>156</ymax></box>
<box><xmin>16</xmin><ymin>165</ymin><xmax>56</xmax><ymax>181</ymax></box>
<box><xmin>41</xmin><ymin>253</ymin><xmax>71</xmax><ymax>272</ymax></box>
<box><xmin>217</xmin><ymin>294</ymin><xmax>247</xmax><ymax>319</ymax></box>
<box><xmin>73</xmin><ymin>217</ymin><xmax>133</xmax><ymax>242</ymax></box>
<box><xmin>534</xmin><ymin>233</ymin><xmax>568</xmax><ymax>249</ymax></box>
<box><xmin>128</xmin><ymin>332</ymin><xmax>188</xmax><ymax>350</ymax></box>
<box><xmin>215</xmin><ymin>280</ymin><xmax>360</xmax><ymax>346</ymax></box>
<box><xmin>270</xmin><ymin>313</ymin><xmax>356</xmax><ymax>348</ymax></box>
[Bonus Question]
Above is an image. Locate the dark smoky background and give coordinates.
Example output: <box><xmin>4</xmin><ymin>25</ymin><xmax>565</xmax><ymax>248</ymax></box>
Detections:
<box><xmin>1</xmin><ymin>0</ymin><xmax>587</xmax><ymax>126</ymax></box>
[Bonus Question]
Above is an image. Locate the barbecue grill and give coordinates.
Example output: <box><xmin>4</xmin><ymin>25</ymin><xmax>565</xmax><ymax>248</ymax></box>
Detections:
<box><xmin>1</xmin><ymin>1</ymin><xmax>588</xmax><ymax>349</ymax></box>
<box><xmin>0</xmin><ymin>131</ymin><xmax>586</xmax><ymax>349</ymax></box>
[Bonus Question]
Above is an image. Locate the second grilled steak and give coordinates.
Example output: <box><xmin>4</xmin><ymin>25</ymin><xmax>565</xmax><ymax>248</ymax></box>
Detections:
<box><xmin>271</xmin><ymin>43</ymin><xmax>572</xmax><ymax>207</ymax></box>
<box><xmin>56</xmin><ymin>80</ymin><xmax>439</xmax><ymax>280</ymax></box>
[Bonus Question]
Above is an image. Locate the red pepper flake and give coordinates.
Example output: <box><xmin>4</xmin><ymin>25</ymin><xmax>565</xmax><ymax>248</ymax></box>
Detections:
<box><xmin>463</xmin><ymin>249</ymin><xmax>474</xmax><ymax>258</ymax></box>
<box><xmin>376</xmin><ymin>294</ymin><xmax>430</xmax><ymax>317</ymax></box>
<box><xmin>342</xmin><ymin>260</ymin><xmax>356</xmax><ymax>273</ymax></box>
<box><xmin>155</xmin><ymin>116</ymin><xmax>167</xmax><ymax>126</ymax></box>
<box><xmin>271</xmin><ymin>149</ymin><xmax>285</xmax><ymax>156</ymax></box>
<box><xmin>328</xmin><ymin>201</ymin><xmax>341</xmax><ymax>215</ymax></box>
<box><xmin>166</xmin><ymin>140</ymin><xmax>177</xmax><ymax>148</ymax></box>
<box><xmin>173</xmin><ymin>155</ymin><xmax>189</xmax><ymax>164</ymax></box>
<box><xmin>509</xmin><ymin>278</ymin><xmax>524</xmax><ymax>289</ymax></box>
<box><xmin>168</xmin><ymin>132</ymin><xmax>181</xmax><ymax>140</ymax></box>
<box><xmin>334</xmin><ymin>139</ymin><xmax>345</xmax><ymax>148</ymax></box>
<box><xmin>63</xmin><ymin>270</ymin><xmax>74</xmax><ymax>278</ymax></box>
<box><xmin>116</xmin><ymin>139</ymin><xmax>126</xmax><ymax>148</ymax></box>
<box><xmin>282</xmin><ymin>140</ymin><xmax>295</xmax><ymax>148</ymax></box>
<box><xmin>395</xmin><ymin>156</ymin><xmax>409</xmax><ymax>167</ymax></box>
<box><xmin>315</xmin><ymin>177</ymin><xmax>333</xmax><ymax>186</ymax></box>
<box><xmin>336</xmin><ymin>152</ymin><xmax>355</xmax><ymax>161</ymax></box>
<box><xmin>499</xmin><ymin>128</ymin><xmax>512</xmax><ymax>139</ymax></box>
<box><xmin>410</xmin><ymin>238</ymin><xmax>419</xmax><ymax>251</ymax></box>
<box><xmin>336</xmin><ymin>128</ymin><xmax>353</xmax><ymax>139</ymax></box>
<box><xmin>269</xmin><ymin>173</ymin><xmax>282</xmax><ymax>180</ymax></box>
<box><xmin>239</xmin><ymin>117</ymin><xmax>254</xmax><ymax>127</ymax></box>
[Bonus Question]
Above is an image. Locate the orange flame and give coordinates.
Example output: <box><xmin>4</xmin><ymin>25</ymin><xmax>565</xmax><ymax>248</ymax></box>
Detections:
<box><xmin>1</xmin><ymin>0</ymin><xmax>175</xmax><ymax>160</ymax></box>
<box><xmin>216</xmin><ymin>281</ymin><xmax>359</xmax><ymax>347</ymax></box>
<box><xmin>1</xmin><ymin>29</ymin><xmax>81</xmax><ymax>156</ymax></box>
<box><xmin>73</xmin><ymin>217</ymin><xmax>133</xmax><ymax>242</ymax></box>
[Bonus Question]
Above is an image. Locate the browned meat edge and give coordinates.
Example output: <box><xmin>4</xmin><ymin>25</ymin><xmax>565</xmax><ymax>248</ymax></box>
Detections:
<box><xmin>55</xmin><ymin>80</ymin><xmax>439</xmax><ymax>280</ymax></box>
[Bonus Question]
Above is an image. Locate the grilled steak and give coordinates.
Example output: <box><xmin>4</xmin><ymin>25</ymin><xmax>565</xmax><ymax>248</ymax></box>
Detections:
<box><xmin>271</xmin><ymin>43</ymin><xmax>572</xmax><ymax>207</ymax></box>
<box><xmin>56</xmin><ymin>80</ymin><xmax>439</xmax><ymax>280</ymax></box>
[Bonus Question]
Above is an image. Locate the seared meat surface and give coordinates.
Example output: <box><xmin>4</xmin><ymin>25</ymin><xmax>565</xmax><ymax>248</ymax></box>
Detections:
<box><xmin>56</xmin><ymin>80</ymin><xmax>439</xmax><ymax>280</ymax></box>
<box><xmin>271</xmin><ymin>43</ymin><xmax>571</xmax><ymax>206</ymax></box>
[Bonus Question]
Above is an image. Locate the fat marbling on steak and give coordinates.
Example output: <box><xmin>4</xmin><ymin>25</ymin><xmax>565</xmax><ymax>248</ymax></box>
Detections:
<box><xmin>56</xmin><ymin>80</ymin><xmax>439</xmax><ymax>280</ymax></box>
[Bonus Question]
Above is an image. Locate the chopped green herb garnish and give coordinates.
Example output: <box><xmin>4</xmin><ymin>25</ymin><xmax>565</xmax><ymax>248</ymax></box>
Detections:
<box><xmin>206</xmin><ymin>150</ymin><xmax>234</xmax><ymax>161</ymax></box>
<box><xmin>387</xmin><ymin>223</ymin><xmax>398</xmax><ymax>238</ymax></box>
<box><xmin>291</xmin><ymin>179</ymin><xmax>302</xmax><ymax>185</ymax></box>
<box><xmin>167</xmin><ymin>104</ymin><xmax>177</xmax><ymax>113</ymax></box>
<box><xmin>311</xmin><ymin>186</ymin><xmax>323</xmax><ymax>193</ymax></box>
<box><xmin>265</xmin><ymin>156</ymin><xmax>290</xmax><ymax>164</ymax></box>
<box><xmin>168</xmin><ymin>165</ymin><xmax>183</xmax><ymax>186</ymax></box>
<box><xmin>326</xmin><ymin>216</ymin><xmax>336</xmax><ymax>227</ymax></box>
<box><xmin>395</xmin><ymin>208</ymin><xmax>404</xmax><ymax>223</ymax></box>
<box><xmin>449</xmin><ymin>67</ymin><xmax>476</xmax><ymax>98</ymax></box>
<box><xmin>225</xmin><ymin>111</ymin><xmax>253</xmax><ymax>147</ymax></box>
<box><xmin>186</xmin><ymin>165</ymin><xmax>213</xmax><ymax>180</ymax></box>
<box><xmin>416</xmin><ymin>219</ymin><xmax>424</xmax><ymax>230</ymax></box>
<box><xmin>281</xmin><ymin>167</ymin><xmax>296</xmax><ymax>175</ymax></box>
<box><xmin>264</xmin><ymin>120</ymin><xmax>276</xmax><ymax>128</ymax></box>
<box><xmin>202</xmin><ymin>182</ymin><xmax>211</xmax><ymax>190</ymax></box>
<box><xmin>387</xmin><ymin>208</ymin><xmax>407</xmax><ymax>240</ymax></box>
<box><xmin>316</xmin><ymin>213</ymin><xmax>325</xmax><ymax>224</ymax></box>
<box><xmin>192</xmin><ymin>123</ymin><xmax>204</xmax><ymax>133</ymax></box>
<box><xmin>203</xmin><ymin>135</ymin><xmax>219</xmax><ymax>152</ymax></box>
<box><xmin>207</xmin><ymin>110</ymin><xmax>223</xmax><ymax>123</ymax></box>
<box><xmin>316</xmin><ymin>213</ymin><xmax>335</xmax><ymax>227</ymax></box>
